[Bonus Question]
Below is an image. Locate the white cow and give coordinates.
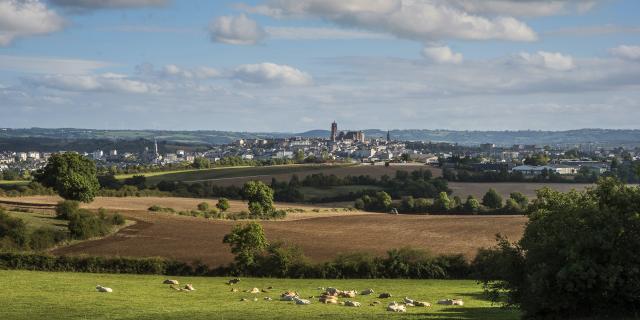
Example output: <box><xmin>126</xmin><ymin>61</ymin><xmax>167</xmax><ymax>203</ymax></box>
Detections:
<box><xmin>96</xmin><ymin>285</ymin><xmax>112</xmax><ymax>293</ymax></box>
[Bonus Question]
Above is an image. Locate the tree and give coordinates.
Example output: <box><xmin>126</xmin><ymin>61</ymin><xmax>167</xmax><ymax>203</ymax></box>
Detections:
<box><xmin>509</xmin><ymin>192</ymin><xmax>528</xmax><ymax>209</ymax></box>
<box><xmin>433</xmin><ymin>192</ymin><xmax>452</xmax><ymax>211</ymax></box>
<box><xmin>223</xmin><ymin>222</ymin><xmax>269</xmax><ymax>272</ymax></box>
<box><xmin>242</xmin><ymin>181</ymin><xmax>275</xmax><ymax>214</ymax></box>
<box><xmin>34</xmin><ymin>153</ymin><xmax>100</xmax><ymax>203</ymax></box>
<box><xmin>192</xmin><ymin>157</ymin><xmax>211</xmax><ymax>169</ymax></box>
<box><xmin>482</xmin><ymin>188</ymin><xmax>503</xmax><ymax>209</ymax></box>
<box><xmin>478</xmin><ymin>178</ymin><xmax>640</xmax><ymax>318</ymax></box>
<box><xmin>523</xmin><ymin>153</ymin><xmax>550</xmax><ymax>166</ymax></box>
<box><xmin>216</xmin><ymin>198</ymin><xmax>230</xmax><ymax>212</ymax></box>
<box><xmin>464</xmin><ymin>195</ymin><xmax>480</xmax><ymax>213</ymax></box>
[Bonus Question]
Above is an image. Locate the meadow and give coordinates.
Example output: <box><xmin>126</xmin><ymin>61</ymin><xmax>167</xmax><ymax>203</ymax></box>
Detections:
<box><xmin>0</xmin><ymin>270</ymin><xmax>519</xmax><ymax>320</ymax></box>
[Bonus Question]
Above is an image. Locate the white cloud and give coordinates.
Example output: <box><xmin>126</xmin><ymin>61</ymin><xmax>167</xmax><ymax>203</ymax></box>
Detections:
<box><xmin>265</xmin><ymin>26</ymin><xmax>390</xmax><ymax>40</ymax></box>
<box><xmin>0</xmin><ymin>55</ymin><xmax>112</xmax><ymax>74</ymax></box>
<box><xmin>244</xmin><ymin>0</ymin><xmax>537</xmax><ymax>42</ymax></box>
<box><xmin>49</xmin><ymin>0</ymin><xmax>167</xmax><ymax>10</ymax></box>
<box><xmin>422</xmin><ymin>45</ymin><xmax>463</xmax><ymax>64</ymax></box>
<box><xmin>161</xmin><ymin>64</ymin><xmax>220</xmax><ymax>79</ymax></box>
<box><xmin>517</xmin><ymin>51</ymin><xmax>575</xmax><ymax>71</ymax></box>
<box><xmin>30</xmin><ymin>73</ymin><xmax>157</xmax><ymax>94</ymax></box>
<box><xmin>233</xmin><ymin>63</ymin><xmax>312</xmax><ymax>86</ymax></box>
<box><xmin>0</xmin><ymin>0</ymin><xmax>65</xmax><ymax>46</ymax></box>
<box><xmin>610</xmin><ymin>45</ymin><xmax>640</xmax><ymax>61</ymax></box>
<box><xmin>209</xmin><ymin>14</ymin><xmax>266</xmax><ymax>45</ymax></box>
<box><xmin>545</xmin><ymin>25</ymin><xmax>640</xmax><ymax>37</ymax></box>
<box><xmin>449</xmin><ymin>0</ymin><xmax>596</xmax><ymax>17</ymax></box>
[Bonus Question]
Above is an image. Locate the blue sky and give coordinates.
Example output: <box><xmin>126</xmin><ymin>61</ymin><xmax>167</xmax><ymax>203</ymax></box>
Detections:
<box><xmin>1</xmin><ymin>0</ymin><xmax>639</xmax><ymax>132</ymax></box>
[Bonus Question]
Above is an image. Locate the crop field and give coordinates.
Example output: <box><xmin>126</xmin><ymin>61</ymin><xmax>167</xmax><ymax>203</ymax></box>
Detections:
<box><xmin>0</xmin><ymin>196</ymin><xmax>526</xmax><ymax>266</ymax></box>
<box><xmin>137</xmin><ymin>163</ymin><xmax>439</xmax><ymax>186</ymax></box>
<box><xmin>0</xmin><ymin>270</ymin><xmax>519</xmax><ymax>320</ymax></box>
<box><xmin>448</xmin><ymin>182</ymin><xmax>593</xmax><ymax>199</ymax></box>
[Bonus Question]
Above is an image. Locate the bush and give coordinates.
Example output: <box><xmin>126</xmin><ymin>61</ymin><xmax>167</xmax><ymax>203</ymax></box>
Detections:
<box><xmin>29</xmin><ymin>227</ymin><xmax>67</xmax><ymax>251</ymax></box>
<box><xmin>55</xmin><ymin>200</ymin><xmax>80</xmax><ymax>220</ymax></box>
<box><xmin>197</xmin><ymin>202</ymin><xmax>209</xmax><ymax>211</ymax></box>
<box><xmin>111</xmin><ymin>213</ymin><xmax>126</xmax><ymax>226</ymax></box>
<box><xmin>216</xmin><ymin>198</ymin><xmax>230</xmax><ymax>212</ymax></box>
<box><xmin>0</xmin><ymin>210</ymin><xmax>29</xmax><ymax>249</ymax></box>
<box><xmin>482</xmin><ymin>188</ymin><xmax>503</xmax><ymax>209</ymax></box>
<box><xmin>67</xmin><ymin>210</ymin><xmax>121</xmax><ymax>240</ymax></box>
<box><xmin>480</xmin><ymin>178</ymin><xmax>640</xmax><ymax>318</ymax></box>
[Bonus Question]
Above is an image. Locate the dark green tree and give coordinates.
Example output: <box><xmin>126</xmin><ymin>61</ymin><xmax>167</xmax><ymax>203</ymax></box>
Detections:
<box><xmin>242</xmin><ymin>181</ymin><xmax>275</xmax><ymax>215</ymax></box>
<box><xmin>216</xmin><ymin>198</ymin><xmax>230</xmax><ymax>212</ymax></box>
<box><xmin>223</xmin><ymin>222</ymin><xmax>269</xmax><ymax>272</ymax></box>
<box><xmin>35</xmin><ymin>153</ymin><xmax>100</xmax><ymax>203</ymax></box>
<box><xmin>192</xmin><ymin>157</ymin><xmax>211</xmax><ymax>169</ymax></box>
<box><xmin>482</xmin><ymin>188</ymin><xmax>503</xmax><ymax>209</ymax></box>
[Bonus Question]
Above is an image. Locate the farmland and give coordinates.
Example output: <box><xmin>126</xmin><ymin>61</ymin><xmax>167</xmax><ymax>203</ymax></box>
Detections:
<box><xmin>0</xmin><ymin>196</ymin><xmax>526</xmax><ymax>266</ymax></box>
<box><xmin>0</xmin><ymin>270</ymin><xmax>519</xmax><ymax>320</ymax></box>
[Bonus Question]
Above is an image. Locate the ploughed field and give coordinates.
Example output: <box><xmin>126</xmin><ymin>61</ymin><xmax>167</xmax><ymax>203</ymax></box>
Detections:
<box><xmin>0</xmin><ymin>270</ymin><xmax>520</xmax><ymax>320</ymax></box>
<box><xmin>0</xmin><ymin>196</ymin><xmax>526</xmax><ymax>266</ymax></box>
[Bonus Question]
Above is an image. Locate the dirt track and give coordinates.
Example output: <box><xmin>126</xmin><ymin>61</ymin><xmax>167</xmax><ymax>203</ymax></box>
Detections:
<box><xmin>2</xmin><ymin>196</ymin><xmax>526</xmax><ymax>267</ymax></box>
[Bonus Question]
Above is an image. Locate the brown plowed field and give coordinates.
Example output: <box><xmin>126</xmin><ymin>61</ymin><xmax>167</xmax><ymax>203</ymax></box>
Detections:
<box><xmin>1</xmin><ymin>196</ymin><xmax>526</xmax><ymax>267</ymax></box>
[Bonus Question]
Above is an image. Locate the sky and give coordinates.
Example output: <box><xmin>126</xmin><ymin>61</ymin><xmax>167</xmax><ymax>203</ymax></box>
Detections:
<box><xmin>0</xmin><ymin>0</ymin><xmax>639</xmax><ymax>132</ymax></box>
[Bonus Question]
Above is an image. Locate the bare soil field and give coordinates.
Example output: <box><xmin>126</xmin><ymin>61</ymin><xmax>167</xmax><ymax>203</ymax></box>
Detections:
<box><xmin>449</xmin><ymin>182</ymin><xmax>593</xmax><ymax>199</ymax></box>
<box><xmin>0</xmin><ymin>196</ymin><xmax>526</xmax><ymax>267</ymax></box>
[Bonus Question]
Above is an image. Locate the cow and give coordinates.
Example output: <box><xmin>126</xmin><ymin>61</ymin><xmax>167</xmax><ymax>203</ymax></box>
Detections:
<box><xmin>163</xmin><ymin>279</ymin><xmax>179</xmax><ymax>285</ymax></box>
<box><xmin>344</xmin><ymin>300</ymin><xmax>361</xmax><ymax>307</ymax></box>
<box><xmin>437</xmin><ymin>299</ymin><xmax>464</xmax><ymax>306</ymax></box>
<box><xmin>339</xmin><ymin>290</ymin><xmax>357</xmax><ymax>298</ymax></box>
<box><xmin>360</xmin><ymin>288</ymin><xmax>374</xmax><ymax>295</ymax></box>
<box><xmin>378</xmin><ymin>293</ymin><xmax>392</xmax><ymax>299</ymax></box>
<box><xmin>227</xmin><ymin>278</ymin><xmax>241</xmax><ymax>285</ymax></box>
<box><xmin>280</xmin><ymin>291</ymin><xmax>299</xmax><ymax>301</ymax></box>
<box><xmin>319</xmin><ymin>294</ymin><xmax>339</xmax><ymax>304</ymax></box>
<box><xmin>293</xmin><ymin>297</ymin><xmax>311</xmax><ymax>305</ymax></box>
<box><xmin>386</xmin><ymin>302</ymin><xmax>406</xmax><ymax>312</ymax></box>
<box><xmin>96</xmin><ymin>285</ymin><xmax>112</xmax><ymax>293</ymax></box>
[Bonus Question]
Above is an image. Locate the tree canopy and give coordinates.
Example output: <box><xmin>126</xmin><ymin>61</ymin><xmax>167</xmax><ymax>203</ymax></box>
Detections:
<box><xmin>35</xmin><ymin>153</ymin><xmax>100</xmax><ymax>203</ymax></box>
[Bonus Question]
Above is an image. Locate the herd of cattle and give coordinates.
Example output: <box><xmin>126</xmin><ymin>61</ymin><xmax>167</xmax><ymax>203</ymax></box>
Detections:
<box><xmin>95</xmin><ymin>278</ymin><xmax>464</xmax><ymax>313</ymax></box>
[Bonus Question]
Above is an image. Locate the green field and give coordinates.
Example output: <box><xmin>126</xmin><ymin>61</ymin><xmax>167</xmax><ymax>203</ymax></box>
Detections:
<box><xmin>0</xmin><ymin>270</ymin><xmax>518</xmax><ymax>320</ymax></box>
<box><xmin>5</xmin><ymin>209</ymin><xmax>67</xmax><ymax>231</ymax></box>
<box><xmin>0</xmin><ymin>180</ymin><xmax>29</xmax><ymax>186</ymax></box>
<box><xmin>123</xmin><ymin>164</ymin><xmax>355</xmax><ymax>184</ymax></box>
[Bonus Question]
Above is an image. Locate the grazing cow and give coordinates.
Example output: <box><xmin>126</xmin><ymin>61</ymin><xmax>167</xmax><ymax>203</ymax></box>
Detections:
<box><xmin>437</xmin><ymin>299</ymin><xmax>464</xmax><ymax>306</ymax></box>
<box><xmin>344</xmin><ymin>300</ymin><xmax>361</xmax><ymax>307</ymax></box>
<box><xmin>227</xmin><ymin>278</ymin><xmax>241</xmax><ymax>285</ymax></box>
<box><xmin>378</xmin><ymin>293</ymin><xmax>392</xmax><ymax>299</ymax></box>
<box><xmin>250</xmin><ymin>287</ymin><xmax>260</xmax><ymax>294</ymax></box>
<box><xmin>163</xmin><ymin>279</ymin><xmax>179</xmax><ymax>285</ymax></box>
<box><xmin>415</xmin><ymin>301</ymin><xmax>431</xmax><ymax>307</ymax></box>
<box><xmin>386</xmin><ymin>302</ymin><xmax>406</xmax><ymax>312</ymax></box>
<box><xmin>293</xmin><ymin>297</ymin><xmax>311</xmax><ymax>305</ymax></box>
<box><xmin>96</xmin><ymin>285</ymin><xmax>112</xmax><ymax>293</ymax></box>
<box><xmin>360</xmin><ymin>288</ymin><xmax>374</xmax><ymax>295</ymax></box>
<box><xmin>280</xmin><ymin>291</ymin><xmax>299</xmax><ymax>301</ymax></box>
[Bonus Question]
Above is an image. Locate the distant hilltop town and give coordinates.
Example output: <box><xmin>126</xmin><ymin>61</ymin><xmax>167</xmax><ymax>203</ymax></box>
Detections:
<box><xmin>2</xmin><ymin>122</ymin><xmax>639</xmax><ymax>182</ymax></box>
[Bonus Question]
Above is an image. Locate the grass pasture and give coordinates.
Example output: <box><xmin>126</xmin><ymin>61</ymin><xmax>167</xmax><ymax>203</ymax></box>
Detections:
<box><xmin>0</xmin><ymin>270</ymin><xmax>519</xmax><ymax>320</ymax></box>
<box><xmin>4</xmin><ymin>208</ymin><xmax>67</xmax><ymax>231</ymax></box>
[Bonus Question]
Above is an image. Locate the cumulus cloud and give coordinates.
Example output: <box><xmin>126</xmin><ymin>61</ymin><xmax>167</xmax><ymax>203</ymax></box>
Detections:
<box><xmin>49</xmin><ymin>0</ymin><xmax>167</xmax><ymax>10</ymax></box>
<box><xmin>30</xmin><ymin>73</ymin><xmax>157</xmax><ymax>94</ymax></box>
<box><xmin>517</xmin><ymin>51</ymin><xmax>575</xmax><ymax>71</ymax></box>
<box><xmin>209</xmin><ymin>14</ymin><xmax>266</xmax><ymax>45</ymax></box>
<box><xmin>233</xmin><ymin>63</ymin><xmax>312</xmax><ymax>86</ymax></box>
<box><xmin>0</xmin><ymin>0</ymin><xmax>65</xmax><ymax>46</ymax></box>
<box><xmin>422</xmin><ymin>45</ymin><xmax>463</xmax><ymax>64</ymax></box>
<box><xmin>244</xmin><ymin>0</ymin><xmax>537</xmax><ymax>42</ymax></box>
<box><xmin>610</xmin><ymin>45</ymin><xmax>640</xmax><ymax>61</ymax></box>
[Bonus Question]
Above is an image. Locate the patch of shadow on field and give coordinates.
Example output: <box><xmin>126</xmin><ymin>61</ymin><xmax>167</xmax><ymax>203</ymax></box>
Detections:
<box><xmin>413</xmin><ymin>307</ymin><xmax>519</xmax><ymax>320</ymax></box>
<box><xmin>452</xmin><ymin>291</ymin><xmax>497</xmax><ymax>303</ymax></box>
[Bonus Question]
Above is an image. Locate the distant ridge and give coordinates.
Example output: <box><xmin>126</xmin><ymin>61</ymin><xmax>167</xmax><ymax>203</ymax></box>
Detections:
<box><xmin>1</xmin><ymin>127</ymin><xmax>640</xmax><ymax>147</ymax></box>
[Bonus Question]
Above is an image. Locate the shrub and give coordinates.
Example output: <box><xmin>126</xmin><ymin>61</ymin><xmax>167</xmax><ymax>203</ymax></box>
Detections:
<box><xmin>482</xmin><ymin>188</ymin><xmax>503</xmax><ymax>209</ymax></box>
<box><xmin>111</xmin><ymin>213</ymin><xmax>126</xmax><ymax>226</ymax></box>
<box><xmin>29</xmin><ymin>227</ymin><xmax>67</xmax><ymax>251</ymax></box>
<box><xmin>55</xmin><ymin>200</ymin><xmax>80</xmax><ymax>220</ymax></box>
<box><xmin>0</xmin><ymin>210</ymin><xmax>29</xmax><ymax>249</ymax></box>
<box><xmin>216</xmin><ymin>198</ymin><xmax>230</xmax><ymax>212</ymax></box>
<box><xmin>67</xmin><ymin>210</ymin><xmax>116</xmax><ymax>240</ymax></box>
<box><xmin>197</xmin><ymin>202</ymin><xmax>210</xmax><ymax>211</ymax></box>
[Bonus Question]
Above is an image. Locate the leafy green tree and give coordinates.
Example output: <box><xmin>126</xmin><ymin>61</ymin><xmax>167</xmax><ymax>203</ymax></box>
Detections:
<box><xmin>433</xmin><ymin>192</ymin><xmax>452</xmax><ymax>211</ymax></box>
<box><xmin>0</xmin><ymin>209</ymin><xmax>29</xmax><ymax>249</ymax></box>
<box><xmin>509</xmin><ymin>192</ymin><xmax>528</xmax><ymax>208</ymax></box>
<box><xmin>223</xmin><ymin>222</ymin><xmax>269</xmax><ymax>272</ymax></box>
<box><xmin>55</xmin><ymin>200</ymin><xmax>80</xmax><ymax>220</ymax></box>
<box><xmin>523</xmin><ymin>153</ymin><xmax>550</xmax><ymax>166</ymax></box>
<box><xmin>478</xmin><ymin>178</ymin><xmax>640</xmax><ymax>318</ymax></box>
<box><xmin>192</xmin><ymin>157</ymin><xmax>211</xmax><ymax>169</ymax></box>
<box><xmin>216</xmin><ymin>198</ymin><xmax>230</xmax><ymax>212</ymax></box>
<box><xmin>242</xmin><ymin>181</ymin><xmax>275</xmax><ymax>214</ymax></box>
<box><xmin>464</xmin><ymin>195</ymin><xmax>480</xmax><ymax>213</ymax></box>
<box><xmin>34</xmin><ymin>153</ymin><xmax>100</xmax><ymax>203</ymax></box>
<box><xmin>482</xmin><ymin>188</ymin><xmax>503</xmax><ymax>209</ymax></box>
